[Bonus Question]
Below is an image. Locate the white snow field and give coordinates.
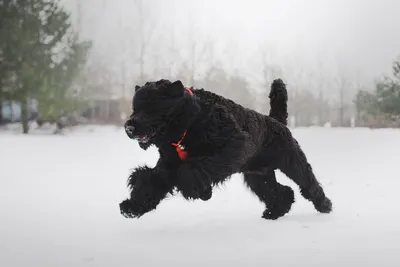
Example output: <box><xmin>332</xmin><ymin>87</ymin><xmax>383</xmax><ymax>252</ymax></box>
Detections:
<box><xmin>1</xmin><ymin>125</ymin><xmax>399</xmax><ymax>267</ymax></box>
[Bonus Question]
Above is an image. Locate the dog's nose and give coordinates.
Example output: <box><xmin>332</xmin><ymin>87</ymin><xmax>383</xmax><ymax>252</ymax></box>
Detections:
<box><xmin>125</xmin><ymin>125</ymin><xmax>135</xmax><ymax>137</ymax></box>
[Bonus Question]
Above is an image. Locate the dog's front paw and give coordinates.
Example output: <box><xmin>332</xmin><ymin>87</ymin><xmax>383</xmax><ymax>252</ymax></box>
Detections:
<box><xmin>199</xmin><ymin>186</ymin><xmax>213</xmax><ymax>201</ymax></box>
<box><xmin>119</xmin><ymin>199</ymin><xmax>146</xmax><ymax>219</ymax></box>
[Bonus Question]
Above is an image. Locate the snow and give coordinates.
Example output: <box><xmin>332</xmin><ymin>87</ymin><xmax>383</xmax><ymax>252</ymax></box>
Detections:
<box><xmin>1</xmin><ymin>125</ymin><xmax>400</xmax><ymax>267</ymax></box>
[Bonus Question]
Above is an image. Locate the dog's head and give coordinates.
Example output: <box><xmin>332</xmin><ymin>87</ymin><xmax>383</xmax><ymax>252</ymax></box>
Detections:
<box><xmin>124</xmin><ymin>79</ymin><xmax>200</xmax><ymax>150</ymax></box>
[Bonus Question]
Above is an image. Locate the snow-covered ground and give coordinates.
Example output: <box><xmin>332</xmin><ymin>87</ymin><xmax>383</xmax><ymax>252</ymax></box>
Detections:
<box><xmin>1</xmin><ymin>125</ymin><xmax>399</xmax><ymax>267</ymax></box>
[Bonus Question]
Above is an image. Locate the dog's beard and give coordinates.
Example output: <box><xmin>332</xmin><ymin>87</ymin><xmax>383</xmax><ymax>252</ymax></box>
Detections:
<box><xmin>135</xmin><ymin>124</ymin><xmax>166</xmax><ymax>150</ymax></box>
<box><xmin>132</xmin><ymin>117</ymin><xmax>178</xmax><ymax>150</ymax></box>
<box><xmin>138</xmin><ymin>141</ymin><xmax>152</xmax><ymax>150</ymax></box>
<box><xmin>135</xmin><ymin>132</ymin><xmax>154</xmax><ymax>150</ymax></box>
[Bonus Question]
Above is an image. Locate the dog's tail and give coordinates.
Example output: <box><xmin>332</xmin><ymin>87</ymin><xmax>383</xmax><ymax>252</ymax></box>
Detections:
<box><xmin>268</xmin><ymin>79</ymin><xmax>288</xmax><ymax>126</ymax></box>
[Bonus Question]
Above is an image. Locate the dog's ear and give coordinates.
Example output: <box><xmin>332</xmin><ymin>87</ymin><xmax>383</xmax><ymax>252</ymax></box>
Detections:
<box><xmin>160</xmin><ymin>80</ymin><xmax>185</xmax><ymax>97</ymax></box>
<box><xmin>134</xmin><ymin>85</ymin><xmax>141</xmax><ymax>92</ymax></box>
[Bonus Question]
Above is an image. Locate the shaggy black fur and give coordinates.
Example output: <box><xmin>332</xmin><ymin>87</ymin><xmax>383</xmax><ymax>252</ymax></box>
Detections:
<box><xmin>120</xmin><ymin>79</ymin><xmax>332</xmax><ymax>220</ymax></box>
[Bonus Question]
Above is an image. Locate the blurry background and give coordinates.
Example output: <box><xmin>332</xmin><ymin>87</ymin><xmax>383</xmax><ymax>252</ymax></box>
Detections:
<box><xmin>1</xmin><ymin>0</ymin><xmax>400</xmax><ymax>133</ymax></box>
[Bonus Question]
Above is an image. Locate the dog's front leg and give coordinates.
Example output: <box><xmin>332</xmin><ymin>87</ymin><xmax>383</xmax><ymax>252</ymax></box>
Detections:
<box><xmin>177</xmin><ymin>132</ymin><xmax>248</xmax><ymax>198</ymax></box>
<box><xmin>175</xmin><ymin>160</ymin><xmax>213</xmax><ymax>201</ymax></box>
<box><xmin>119</xmin><ymin>160</ymin><xmax>174</xmax><ymax>218</ymax></box>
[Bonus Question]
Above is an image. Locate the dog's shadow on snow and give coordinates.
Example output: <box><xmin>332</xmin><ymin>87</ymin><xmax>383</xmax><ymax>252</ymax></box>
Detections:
<box><xmin>121</xmin><ymin>210</ymin><xmax>334</xmax><ymax>243</ymax></box>
<box><xmin>281</xmin><ymin>212</ymin><xmax>334</xmax><ymax>223</ymax></box>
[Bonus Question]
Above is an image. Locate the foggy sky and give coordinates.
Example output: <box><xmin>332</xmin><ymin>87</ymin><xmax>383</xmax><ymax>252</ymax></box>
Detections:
<box><xmin>62</xmin><ymin>0</ymin><xmax>400</xmax><ymax>99</ymax></box>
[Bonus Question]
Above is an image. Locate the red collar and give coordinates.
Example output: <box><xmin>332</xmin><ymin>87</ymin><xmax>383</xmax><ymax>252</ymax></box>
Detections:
<box><xmin>171</xmin><ymin>131</ymin><xmax>188</xmax><ymax>160</ymax></box>
<box><xmin>171</xmin><ymin>87</ymin><xmax>193</xmax><ymax>161</ymax></box>
<box><xmin>185</xmin><ymin>87</ymin><xmax>194</xmax><ymax>96</ymax></box>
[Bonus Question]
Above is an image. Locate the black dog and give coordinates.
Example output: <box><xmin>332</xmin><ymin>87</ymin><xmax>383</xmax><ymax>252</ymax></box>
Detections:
<box><xmin>120</xmin><ymin>79</ymin><xmax>332</xmax><ymax>220</ymax></box>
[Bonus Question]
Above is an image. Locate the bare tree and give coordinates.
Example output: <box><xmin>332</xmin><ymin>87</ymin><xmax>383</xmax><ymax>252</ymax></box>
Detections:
<box><xmin>186</xmin><ymin>26</ymin><xmax>215</xmax><ymax>86</ymax></box>
<box><xmin>81</xmin><ymin>54</ymin><xmax>118</xmax><ymax>98</ymax></box>
<box><xmin>132</xmin><ymin>0</ymin><xmax>157</xmax><ymax>84</ymax></box>
<box><xmin>333</xmin><ymin>60</ymin><xmax>353</xmax><ymax>127</ymax></box>
<box><xmin>306</xmin><ymin>58</ymin><xmax>329</xmax><ymax>125</ymax></box>
<box><xmin>156</xmin><ymin>23</ymin><xmax>181</xmax><ymax>79</ymax></box>
<box><xmin>284</xmin><ymin>60</ymin><xmax>307</xmax><ymax>121</ymax></box>
<box><xmin>75</xmin><ymin>0</ymin><xmax>82</xmax><ymax>33</ymax></box>
<box><xmin>116</xmin><ymin>17</ymin><xmax>132</xmax><ymax>99</ymax></box>
<box><xmin>246</xmin><ymin>42</ymin><xmax>282</xmax><ymax>114</ymax></box>
<box><xmin>260</xmin><ymin>43</ymin><xmax>283</xmax><ymax>88</ymax></box>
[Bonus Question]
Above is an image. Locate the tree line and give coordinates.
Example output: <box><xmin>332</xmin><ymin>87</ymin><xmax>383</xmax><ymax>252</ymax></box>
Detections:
<box><xmin>0</xmin><ymin>0</ymin><xmax>91</xmax><ymax>133</ymax></box>
<box><xmin>354</xmin><ymin>57</ymin><xmax>400</xmax><ymax>128</ymax></box>
<box><xmin>2</xmin><ymin>0</ymin><xmax>397</xmax><ymax>132</ymax></box>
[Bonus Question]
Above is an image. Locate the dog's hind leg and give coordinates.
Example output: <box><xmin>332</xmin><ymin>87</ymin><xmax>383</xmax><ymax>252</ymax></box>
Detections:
<box><xmin>277</xmin><ymin>141</ymin><xmax>333</xmax><ymax>214</ymax></box>
<box><xmin>243</xmin><ymin>168</ymin><xmax>295</xmax><ymax>220</ymax></box>
<box><xmin>269</xmin><ymin>78</ymin><xmax>288</xmax><ymax>126</ymax></box>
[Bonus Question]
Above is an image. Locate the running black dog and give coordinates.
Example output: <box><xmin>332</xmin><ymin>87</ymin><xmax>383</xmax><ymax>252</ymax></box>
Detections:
<box><xmin>120</xmin><ymin>79</ymin><xmax>332</xmax><ymax>220</ymax></box>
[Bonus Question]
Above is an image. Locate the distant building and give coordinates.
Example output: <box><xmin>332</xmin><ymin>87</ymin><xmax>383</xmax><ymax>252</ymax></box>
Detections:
<box><xmin>0</xmin><ymin>99</ymin><xmax>38</xmax><ymax>123</ymax></box>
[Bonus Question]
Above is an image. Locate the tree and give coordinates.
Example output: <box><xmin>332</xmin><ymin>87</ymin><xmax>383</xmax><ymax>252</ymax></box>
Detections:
<box><xmin>259</xmin><ymin>43</ymin><xmax>282</xmax><ymax>88</ymax></box>
<box><xmin>283</xmin><ymin>61</ymin><xmax>307</xmax><ymax>121</ymax></box>
<box><xmin>246</xmin><ymin>42</ymin><xmax>283</xmax><ymax>114</ymax></box>
<box><xmin>0</xmin><ymin>1</ymin><xmax>19</xmax><ymax>123</ymax></box>
<box><xmin>186</xmin><ymin>32</ymin><xmax>214</xmax><ymax>86</ymax></box>
<box><xmin>378</xmin><ymin>57</ymin><xmax>400</xmax><ymax>116</ymax></box>
<box><xmin>308</xmin><ymin>59</ymin><xmax>328</xmax><ymax>126</ymax></box>
<box><xmin>36</xmin><ymin>35</ymin><xmax>91</xmax><ymax>124</ymax></box>
<box><xmin>197</xmin><ymin>64</ymin><xmax>256</xmax><ymax>109</ymax></box>
<box><xmin>201</xmin><ymin>64</ymin><xmax>229</xmax><ymax>94</ymax></box>
<box><xmin>375</xmin><ymin>80</ymin><xmax>400</xmax><ymax>117</ymax></box>
<box><xmin>354</xmin><ymin>90</ymin><xmax>378</xmax><ymax>116</ymax></box>
<box><xmin>354</xmin><ymin>56</ymin><xmax>400</xmax><ymax>125</ymax></box>
<box><xmin>332</xmin><ymin>56</ymin><xmax>359</xmax><ymax>127</ymax></box>
<box><xmin>0</xmin><ymin>0</ymin><xmax>91</xmax><ymax>133</ymax></box>
<box><xmin>227</xmin><ymin>73</ymin><xmax>256</xmax><ymax>109</ymax></box>
<box><xmin>131</xmin><ymin>0</ymin><xmax>157</xmax><ymax>84</ymax></box>
<box><xmin>336</xmin><ymin>74</ymin><xmax>348</xmax><ymax>126</ymax></box>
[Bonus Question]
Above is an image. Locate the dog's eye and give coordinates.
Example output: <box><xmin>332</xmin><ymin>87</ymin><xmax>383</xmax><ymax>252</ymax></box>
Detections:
<box><xmin>133</xmin><ymin>112</ymin><xmax>152</xmax><ymax>122</ymax></box>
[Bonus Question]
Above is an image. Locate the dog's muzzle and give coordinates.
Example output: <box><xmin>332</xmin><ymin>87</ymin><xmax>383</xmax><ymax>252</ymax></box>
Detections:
<box><xmin>125</xmin><ymin>123</ymin><xmax>135</xmax><ymax>138</ymax></box>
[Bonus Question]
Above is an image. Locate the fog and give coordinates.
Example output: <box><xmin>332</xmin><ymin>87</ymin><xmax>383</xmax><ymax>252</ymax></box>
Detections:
<box><xmin>63</xmin><ymin>0</ymin><xmax>400</xmax><ymax>98</ymax></box>
<box><xmin>3</xmin><ymin>0</ymin><xmax>399</xmax><ymax>127</ymax></box>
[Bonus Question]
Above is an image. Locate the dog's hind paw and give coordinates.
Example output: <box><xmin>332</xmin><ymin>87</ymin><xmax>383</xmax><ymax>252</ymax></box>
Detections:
<box><xmin>262</xmin><ymin>185</ymin><xmax>294</xmax><ymax>220</ymax></box>
<box><xmin>262</xmin><ymin>209</ymin><xmax>283</xmax><ymax>220</ymax></box>
<box><xmin>314</xmin><ymin>197</ymin><xmax>333</xmax><ymax>214</ymax></box>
